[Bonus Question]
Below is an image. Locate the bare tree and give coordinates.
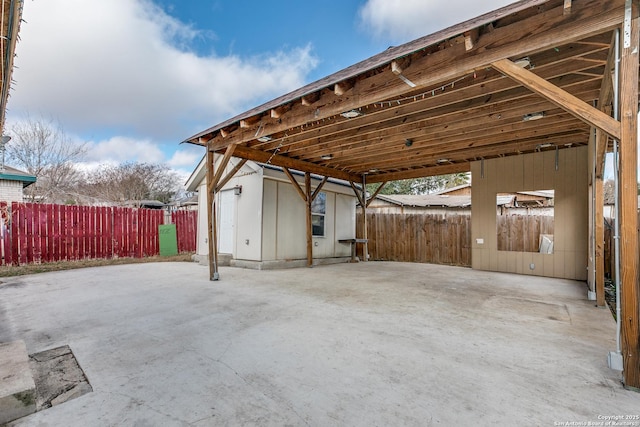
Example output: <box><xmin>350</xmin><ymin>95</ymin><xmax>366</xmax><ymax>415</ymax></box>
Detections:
<box><xmin>7</xmin><ymin>115</ymin><xmax>87</xmax><ymax>203</ymax></box>
<box><xmin>82</xmin><ymin>162</ymin><xmax>181</xmax><ymax>206</ymax></box>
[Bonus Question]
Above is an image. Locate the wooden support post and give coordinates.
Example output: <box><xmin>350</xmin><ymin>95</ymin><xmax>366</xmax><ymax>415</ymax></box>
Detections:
<box><xmin>305</xmin><ymin>172</ymin><xmax>313</xmax><ymax>267</ymax></box>
<box><xmin>205</xmin><ymin>144</ymin><xmax>237</xmax><ymax>281</ymax></box>
<box><xmin>206</xmin><ymin>149</ymin><xmax>219</xmax><ymax>281</ymax></box>
<box><xmin>619</xmin><ymin>0</ymin><xmax>640</xmax><ymax>390</ymax></box>
<box><xmin>361</xmin><ymin>175</ymin><xmax>368</xmax><ymax>262</ymax></box>
<box><xmin>595</xmin><ymin>176</ymin><xmax>605</xmax><ymax>307</ymax></box>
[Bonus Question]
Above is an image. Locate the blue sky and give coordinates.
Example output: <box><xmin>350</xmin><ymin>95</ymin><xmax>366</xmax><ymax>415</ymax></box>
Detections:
<box><xmin>7</xmin><ymin>0</ymin><xmax>514</xmax><ymax>180</ymax></box>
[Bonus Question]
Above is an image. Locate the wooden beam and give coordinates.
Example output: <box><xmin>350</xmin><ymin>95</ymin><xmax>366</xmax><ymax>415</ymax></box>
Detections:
<box><xmin>282</xmin><ymin>167</ymin><xmax>307</xmax><ymax>202</ymax></box>
<box><xmin>366</xmin><ymin>182</ymin><xmax>388</xmax><ymax>207</ymax></box>
<box><xmin>391</xmin><ymin>58</ymin><xmax>411</xmax><ymax>75</ymax></box>
<box><xmin>619</xmin><ymin>0</ymin><xmax>640</xmax><ymax>390</ymax></box>
<box><xmin>257</xmin><ymin>66</ymin><xmax>601</xmax><ymax>157</ymax></box>
<box><xmin>206</xmin><ymin>149</ymin><xmax>219</xmax><ymax>281</ymax></box>
<box><xmin>311</xmin><ymin>176</ymin><xmax>328</xmax><ymax>202</ymax></box>
<box><xmin>491</xmin><ymin>58</ymin><xmax>621</xmax><ymax>139</ymax></box>
<box><xmin>230</xmin><ymin>145</ymin><xmax>360</xmax><ymax>183</ymax></box>
<box><xmin>301</xmin><ymin>92</ymin><xmax>320</xmax><ymax>106</ymax></box>
<box><xmin>305</xmin><ymin>172</ymin><xmax>313</xmax><ymax>267</ymax></box>
<box><xmin>240</xmin><ymin>116</ymin><xmax>261</xmax><ymax>129</ymax></box>
<box><xmin>270</xmin><ymin>105</ymin><xmax>290</xmax><ymax>119</ymax></box>
<box><xmin>200</xmin><ymin>0</ymin><xmax>623</xmax><ymax>149</ymax></box>
<box><xmin>215</xmin><ymin>159</ymin><xmax>248</xmax><ymax>193</ymax></box>
<box><xmin>563</xmin><ymin>0</ymin><xmax>572</xmax><ymax>15</ymax></box>
<box><xmin>464</xmin><ymin>28</ymin><xmax>480</xmax><ymax>51</ymax></box>
<box><xmin>349</xmin><ymin>182</ymin><xmax>365</xmax><ymax>207</ymax></box>
<box><xmin>596</xmin><ymin>33</ymin><xmax>617</xmax><ymax>178</ymax></box>
<box><xmin>209</xmin><ymin>144</ymin><xmax>237</xmax><ymax>192</ymax></box>
<box><xmin>334</xmin><ymin>81</ymin><xmax>353</xmax><ymax>96</ymax></box>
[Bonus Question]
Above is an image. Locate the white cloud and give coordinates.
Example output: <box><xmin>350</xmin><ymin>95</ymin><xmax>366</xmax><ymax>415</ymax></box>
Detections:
<box><xmin>8</xmin><ymin>0</ymin><xmax>318</xmax><ymax>142</ymax></box>
<box><xmin>168</xmin><ymin>146</ymin><xmax>204</xmax><ymax>169</ymax></box>
<box><xmin>84</xmin><ymin>136</ymin><xmax>166</xmax><ymax>165</ymax></box>
<box><xmin>358</xmin><ymin>0</ymin><xmax>514</xmax><ymax>44</ymax></box>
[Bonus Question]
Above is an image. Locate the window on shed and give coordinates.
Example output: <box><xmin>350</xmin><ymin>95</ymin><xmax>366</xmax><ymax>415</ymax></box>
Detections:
<box><xmin>311</xmin><ymin>192</ymin><xmax>326</xmax><ymax>236</ymax></box>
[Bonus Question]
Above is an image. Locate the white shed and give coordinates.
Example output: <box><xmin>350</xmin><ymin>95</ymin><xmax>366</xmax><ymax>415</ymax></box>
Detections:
<box><xmin>185</xmin><ymin>155</ymin><xmax>358</xmax><ymax>269</ymax></box>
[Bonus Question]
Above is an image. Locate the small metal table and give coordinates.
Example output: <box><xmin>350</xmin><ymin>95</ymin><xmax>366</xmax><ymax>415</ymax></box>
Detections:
<box><xmin>338</xmin><ymin>238</ymin><xmax>368</xmax><ymax>262</ymax></box>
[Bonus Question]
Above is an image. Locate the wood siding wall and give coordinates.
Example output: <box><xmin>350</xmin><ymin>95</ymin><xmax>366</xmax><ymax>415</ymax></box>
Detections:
<box><xmin>471</xmin><ymin>147</ymin><xmax>588</xmax><ymax>280</ymax></box>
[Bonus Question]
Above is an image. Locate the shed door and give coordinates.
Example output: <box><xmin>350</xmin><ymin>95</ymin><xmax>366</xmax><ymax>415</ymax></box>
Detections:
<box><xmin>218</xmin><ymin>190</ymin><xmax>235</xmax><ymax>254</ymax></box>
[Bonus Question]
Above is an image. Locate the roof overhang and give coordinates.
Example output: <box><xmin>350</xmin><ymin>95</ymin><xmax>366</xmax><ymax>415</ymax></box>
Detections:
<box><xmin>1</xmin><ymin>0</ymin><xmax>23</xmax><ymax>134</ymax></box>
<box><xmin>183</xmin><ymin>0</ymin><xmax>636</xmax><ymax>185</ymax></box>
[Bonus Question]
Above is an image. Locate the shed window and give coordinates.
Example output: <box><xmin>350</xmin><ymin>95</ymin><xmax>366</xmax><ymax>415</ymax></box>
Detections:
<box><xmin>311</xmin><ymin>192</ymin><xmax>326</xmax><ymax>236</ymax></box>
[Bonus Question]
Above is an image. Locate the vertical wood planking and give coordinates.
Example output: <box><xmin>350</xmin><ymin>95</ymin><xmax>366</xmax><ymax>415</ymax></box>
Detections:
<box><xmin>11</xmin><ymin>203</ymin><xmax>20</xmax><ymax>265</ymax></box>
<box><xmin>105</xmin><ymin>207</ymin><xmax>113</xmax><ymax>259</ymax></box>
<box><xmin>1</xmin><ymin>202</ymin><xmax>10</xmax><ymax>265</ymax></box>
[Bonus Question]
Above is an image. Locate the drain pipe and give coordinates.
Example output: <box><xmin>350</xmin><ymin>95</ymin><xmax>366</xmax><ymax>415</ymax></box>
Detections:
<box><xmin>608</xmin><ymin>28</ymin><xmax>623</xmax><ymax>371</ymax></box>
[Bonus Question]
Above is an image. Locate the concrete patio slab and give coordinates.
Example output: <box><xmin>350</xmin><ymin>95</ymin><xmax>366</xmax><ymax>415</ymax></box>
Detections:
<box><xmin>0</xmin><ymin>261</ymin><xmax>637</xmax><ymax>426</ymax></box>
<box><xmin>0</xmin><ymin>341</ymin><xmax>36</xmax><ymax>424</ymax></box>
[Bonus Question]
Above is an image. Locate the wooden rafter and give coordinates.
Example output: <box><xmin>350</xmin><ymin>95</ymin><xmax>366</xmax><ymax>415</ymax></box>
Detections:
<box><xmin>491</xmin><ymin>58</ymin><xmax>621</xmax><ymax>139</ymax></box>
<box><xmin>215</xmin><ymin>159</ymin><xmax>248</xmax><ymax>193</ymax></box>
<box><xmin>283</xmin><ymin>167</ymin><xmax>307</xmax><ymax>202</ymax></box>
<box><xmin>366</xmin><ymin>182</ymin><xmax>388</xmax><ymax>207</ymax></box>
<box><xmin>198</xmin><ymin>1</ymin><xmax>622</xmax><ymax>153</ymax></box>
<box><xmin>209</xmin><ymin>144</ymin><xmax>237</xmax><ymax>192</ymax></box>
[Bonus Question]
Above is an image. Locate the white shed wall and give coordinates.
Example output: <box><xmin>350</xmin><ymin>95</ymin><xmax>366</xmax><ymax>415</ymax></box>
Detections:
<box><xmin>262</xmin><ymin>177</ymin><xmax>355</xmax><ymax>261</ymax></box>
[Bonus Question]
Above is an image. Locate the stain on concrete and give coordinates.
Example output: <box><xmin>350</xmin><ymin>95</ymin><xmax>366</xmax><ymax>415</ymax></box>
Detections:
<box><xmin>0</xmin><ymin>281</ymin><xmax>26</xmax><ymax>289</ymax></box>
<box><xmin>28</xmin><ymin>345</ymin><xmax>92</xmax><ymax>411</ymax></box>
<box><xmin>12</xmin><ymin>391</ymin><xmax>35</xmax><ymax>407</ymax></box>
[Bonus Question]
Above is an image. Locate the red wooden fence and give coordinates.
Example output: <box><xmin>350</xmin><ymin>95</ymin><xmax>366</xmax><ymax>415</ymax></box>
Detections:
<box><xmin>172</xmin><ymin>209</ymin><xmax>197</xmax><ymax>254</ymax></box>
<box><xmin>0</xmin><ymin>202</ymin><xmax>197</xmax><ymax>266</ymax></box>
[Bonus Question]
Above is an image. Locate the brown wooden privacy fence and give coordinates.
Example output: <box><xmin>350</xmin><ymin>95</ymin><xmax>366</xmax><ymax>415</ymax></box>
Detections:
<box><xmin>0</xmin><ymin>202</ymin><xmax>197</xmax><ymax>265</ymax></box>
<box><xmin>357</xmin><ymin>212</ymin><xmax>556</xmax><ymax>267</ymax></box>
<box><xmin>496</xmin><ymin>214</ymin><xmax>554</xmax><ymax>252</ymax></box>
<box><xmin>357</xmin><ymin>212</ymin><xmax>472</xmax><ymax>266</ymax></box>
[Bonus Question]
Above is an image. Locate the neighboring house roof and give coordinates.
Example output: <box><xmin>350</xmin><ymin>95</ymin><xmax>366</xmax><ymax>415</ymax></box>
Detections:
<box><xmin>432</xmin><ymin>183</ymin><xmax>472</xmax><ymax>195</ymax></box>
<box><xmin>374</xmin><ymin>194</ymin><xmax>514</xmax><ymax>208</ymax></box>
<box><xmin>516</xmin><ymin>190</ymin><xmax>554</xmax><ymax>199</ymax></box>
<box><xmin>122</xmin><ymin>200</ymin><xmax>165</xmax><ymax>209</ymax></box>
<box><xmin>0</xmin><ymin>165</ymin><xmax>36</xmax><ymax>187</ymax></box>
<box><xmin>175</xmin><ymin>194</ymin><xmax>198</xmax><ymax>206</ymax></box>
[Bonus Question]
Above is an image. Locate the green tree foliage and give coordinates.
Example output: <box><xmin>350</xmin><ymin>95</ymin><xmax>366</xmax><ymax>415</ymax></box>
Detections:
<box><xmin>366</xmin><ymin>173</ymin><xmax>470</xmax><ymax>195</ymax></box>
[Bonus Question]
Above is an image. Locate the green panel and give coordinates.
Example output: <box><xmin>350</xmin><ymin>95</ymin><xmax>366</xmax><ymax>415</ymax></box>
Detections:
<box><xmin>158</xmin><ymin>224</ymin><xmax>178</xmax><ymax>257</ymax></box>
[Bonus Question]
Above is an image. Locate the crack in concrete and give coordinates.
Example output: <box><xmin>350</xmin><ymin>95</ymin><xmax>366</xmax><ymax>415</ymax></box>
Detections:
<box><xmin>107</xmin><ymin>390</ymin><xmax>191</xmax><ymax>426</ymax></box>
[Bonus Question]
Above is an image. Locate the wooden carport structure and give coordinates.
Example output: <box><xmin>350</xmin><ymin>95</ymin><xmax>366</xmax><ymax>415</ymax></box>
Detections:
<box><xmin>183</xmin><ymin>0</ymin><xmax>640</xmax><ymax>388</ymax></box>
